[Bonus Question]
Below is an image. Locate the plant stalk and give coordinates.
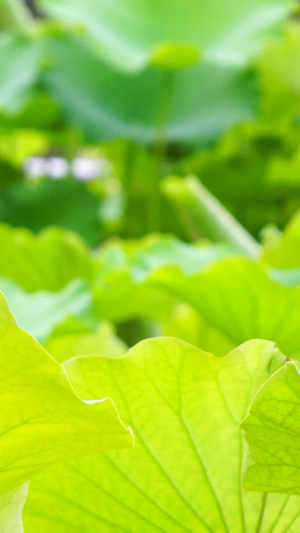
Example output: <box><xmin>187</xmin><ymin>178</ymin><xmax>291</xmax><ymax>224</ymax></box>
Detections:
<box><xmin>162</xmin><ymin>175</ymin><xmax>260</xmax><ymax>257</ymax></box>
<box><xmin>121</xmin><ymin>141</ymin><xmax>137</xmax><ymax>237</ymax></box>
<box><xmin>150</xmin><ymin>70</ymin><xmax>175</xmax><ymax>232</ymax></box>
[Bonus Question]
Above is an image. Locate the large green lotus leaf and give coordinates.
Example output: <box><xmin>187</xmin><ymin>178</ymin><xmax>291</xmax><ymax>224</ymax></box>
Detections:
<box><xmin>24</xmin><ymin>338</ymin><xmax>300</xmax><ymax>532</ymax></box>
<box><xmin>0</xmin><ymin>225</ymin><xmax>93</xmax><ymax>292</ymax></box>
<box><xmin>0</xmin><ymin>278</ymin><xmax>95</xmax><ymax>343</ymax></box>
<box><xmin>41</xmin><ymin>0</ymin><xmax>292</xmax><ymax>71</ymax></box>
<box><xmin>43</xmin><ymin>33</ymin><xmax>257</xmax><ymax>145</ymax></box>
<box><xmin>242</xmin><ymin>362</ymin><xmax>300</xmax><ymax>497</ymax></box>
<box><xmin>0</xmin><ymin>28</ymin><xmax>257</xmax><ymax>145</ymax></box>
<box><xmin>0</xmin><ymin>484</ymin><xmax>28</xmax><ymax>533</ymax></box>
<box><xmin>151</xmin><ymin>257</ymin><xmax>300</xmax><ymax>358</ymax></box>
<box><xmin>44</xmin><ymin>316</ymin><xmax>127</xmax><ymax>363</ymax></box>
<box><xmin>0</xmin><ymin>0</ymin><xmax>290</xmax><ymax>145</ymax></box>
<box><xmin>0</xmin><ymin>291</ymin><xmax>132</xmax><ymax>495</ymax></box>
<box><xmin>262</xmin><ymin>211</ymin><xmax>300</xmax><ymax>269</ymax></box>
<box><xmin>0</xmin><ymin>29</ymin><xmax>258</xmax><ymax>145</ymax></box>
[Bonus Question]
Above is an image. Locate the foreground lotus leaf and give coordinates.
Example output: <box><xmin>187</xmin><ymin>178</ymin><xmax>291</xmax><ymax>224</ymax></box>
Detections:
<box><xmin>243</xmin><ymin>362</ymin><xmax>300</xmax><ymax>497</ymax></box>
<box><xmin>24</xmin><ymin>338</ymin><xmax>300</xmax><ymax>532</ymax></box>
<box><xmin>0</xmin><ymin>291</ymin><xmax>133</xmax><ymax>495</ymax></box>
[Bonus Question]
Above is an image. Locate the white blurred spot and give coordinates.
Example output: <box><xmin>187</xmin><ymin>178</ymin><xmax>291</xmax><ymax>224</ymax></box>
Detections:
<box><xmin>24</xmin><ymin>157</ymin><xmax>111</xmax><ymax>180</ymax></box>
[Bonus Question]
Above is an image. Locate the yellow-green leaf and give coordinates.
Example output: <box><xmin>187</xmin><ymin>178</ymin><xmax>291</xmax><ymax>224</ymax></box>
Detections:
<box><xmin>0</xmin><ymin>291</ymin><xmax>133</xmax><ymax>496</ymax></box>
<box><xmin>24</xmin><ymin>338</ymin><xmax>300</xmax><ymax>532</ymax></box>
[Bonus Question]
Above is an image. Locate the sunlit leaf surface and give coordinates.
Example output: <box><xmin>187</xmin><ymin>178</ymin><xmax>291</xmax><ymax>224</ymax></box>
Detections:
<box><xmin>24</xmin><ymin>338</ymin><xmax>300</xmax><ymax>532</ymax></box>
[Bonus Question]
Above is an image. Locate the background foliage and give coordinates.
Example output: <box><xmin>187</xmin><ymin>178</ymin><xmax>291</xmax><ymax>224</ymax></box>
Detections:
<box><xmin>1</xmin><ymin>0</ymin><xmax>300</xmax><ymax>531</ymax></box>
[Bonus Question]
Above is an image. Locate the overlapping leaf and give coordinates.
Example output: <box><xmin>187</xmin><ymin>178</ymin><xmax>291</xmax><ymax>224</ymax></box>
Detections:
<box><xmin>243</xmin><ymin>362</ymin><xmax>300</xmax><ymax>498</ymax></box>
<box><xmin>0</xmin><ymin>291</ymin><xmax>133</xmax><ymax>496</ymax></box>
